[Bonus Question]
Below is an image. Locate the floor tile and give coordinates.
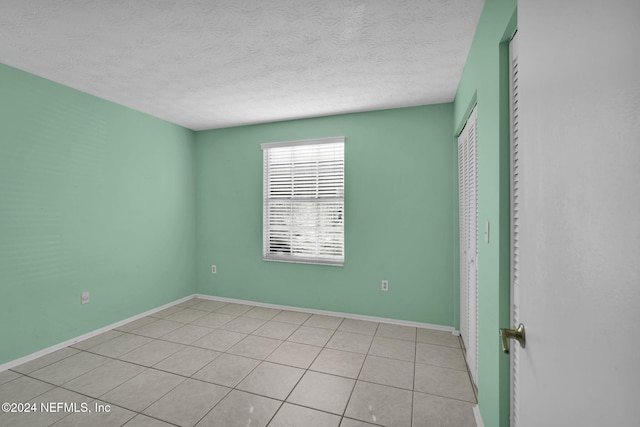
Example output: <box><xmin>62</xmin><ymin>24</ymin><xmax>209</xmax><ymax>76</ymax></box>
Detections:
<box><xmin>149</xmin><ymin>305</ymin><xmax>186</xmax><ymax>319</ymax></box>
<box><xmin>143</xmin><ymin>378</ymin><xmax>230</xmax><ymax>427</ymax></box>
<box><xmin>30</xmin><ymin>351</ymin><xmax>111</xmax><ymax>385</ymax></box>
<box><xmin>0</xmin><ymin>369</ymin><xmax>21</xmax><ymax>386</ymax></box>
<box><xmin>71</xmin><ymin>330</ymin><xmax>123</xmax><ymax>350</ymax></box>
<box><xmin>344</xmin><ymin>381</ymin><xmax>412</xmax><ymax>427</ymax></box>
<box><xmin>375</xmin><ymin>323</ymin><xmax>416</xmax><ymax>341</ymax></box>
<box><xmin>304</xmin><ymin>314</ymin><xmax>344</xmax><ymax>330</ymax></box>
<box><xmin>62</xmin><ymin>360</ymin><xmax>146</xmax><ymax>397</ymax></box>
<box><xmin>0</xmin><ymin>302</ymin><xmax>483</xmax><ymax>427</ymax></box>
<box><xmin>215</xmin><ymin>303</ymin><xmax>253</xmax><ymax>316</ymax></box>
<box><xmin>338</xmin><ymin>319</ymin><xmax>378</xmax><ymax>335</ymax></box>
<box><xmin>192</xmin><ymin>329</ymin><xmax>247</xmax><ymax>352</ymax></box>
<box><xmin>414</xmin><ymin>363</ymin><xmax>476</xmax><ymax>403</ymax></box>
<box><xmin>266</xmin><ymin>341</ymin><xmax>322</xmax><ymax>369</ymax></box>
<box><xmin>115</xmin><ymin>316</ymin><xmax>158</xmax><ymax>333</ymax></box>
<box><xmin>192</xmin><ymin>353</ymin><xmax>260</xmax><ymax>388</ymax></box>
<box><xmin>101</xmin><ymin>369</ymin><xmax>184</xmax><ymax>412</ymax></box>
<box><xmin>189</xmin><ymin>300</ymin><xmax>228</xmax><ymax>312</ymax></box>
<box><xmin>415</xmin><ymin>342</ymin><xmax>467</xmax><ymax>370</ymax></box>
<box><xmin>122</xmin><ymin>414</ymin><xmax>175</xmax><ymax>426</ymax></box>
<box><xmin>340</xmin><ymin>418</ymin><xmax>378</xmax><ymax>427</ymax></box>
<box><xmin>310</xmin><ymin>348</ymin><xmax>366</xmax><ymax>379</ymax></box>
<box><xmin>287</xmin><ymin>371</ymin><xmax>355</xmax><ymax>415</ymax></box>
<box><xmin>159</xmin><ymin>324</ymin><xmax>214</xmax><ymax>345</ymax></box>
<box><xmin>252</xmin><ymin>321</ymin><xmax>299</xmax><ymax>340</ymax></box>
<box><xmin>191</xmin><ymin>312</ymin><xmax>236</xmax><ymax>329</ymax></box>
<box><xmin>416</xmin><ymin>329</ymin><xmax>460</xmax><ymax>348</ymax></box>
<box><xmin>326</xmin><ymin>331</ymin><xmax>373</xmax><ymax>354</ymax></box>
<box><xmin>271</xmin><ymin>310</ymin><xmax>311</xmax><ymax>325</ymax></box>
<box><xmin>0</xmin><ymin>408</ymin><xmax>57</xmax><ymax>427</ymax></box>
<box><xmin>358</xmin><ymin>355</ymin><xmax>414</xmax><ymax>390</ymax></box>
<box><xmin>11</xmin><ymin>347</ymin><xmax>80</xmax><ymax>374</ymax></box>
<box><xmin>119</xmin><ymin>340</ymin><xmax>184</xmax><ymax>367</ymax></box>
<box><xmin>269</xmin><ymin>403</ymin><xmax>341</xmax><ymax>427</ymax></box>
<box><xmin>236</xmin><ymin>362</ymin><xmax>304</xmax><ymax>400</ymax></box>
<box><xmin>154</xmin><ymin>346</ymin><xmax>221</xmax><ymax>377</ymax></box>
<box><xmin>130</xmin><ymin>319</ymin><xmax>184</xmax><ymax>338</ymax></box>
<box><xmin>227</xmin><ymin>335</ymin><xmax>282</xmax><ymax>360</ymax></box>
<box><xmin>35</xmin><ymin>388</ymin><xmax>90</xmax><ymax>418</ymax></box>
<box><xmin>52</xmin><ymin>400</ymin><xmax>136</xmax><ymax>427</ymax></box>
<box><xmin>221</xmin><ymin>316</ymin><xmax>267</xmax><ymax>334</ymax></box>
<box><xmin>368</xmin><ymin>336</ymin><xmax>416</xmax><ymax>362</ymax></box>
<box><xmin>89</xmin><ymin>333</ymin><xmax>153</xmax><ymax>358</ymax></box>
<box><xmin>243</xmin><ymin>306</ymin><xmax>282</xmax><ymax>320</ymax></box>
<box><xmin>164</xmin><ymin>308</ymin><xmax>209</xmax><ymax>324</ymax></box>
<box><xmin>0</xmin><ymin>376</ymin><xmax>55</xmax><ymax>402</ymax></box>
<box><xmin>176</xmin><ymin>299</ymin><xmax>202</xmax><ymax>308</ymax></box>
<box><xmin>287</xmin><ymin>325</ymin><xmax>334</xmax><ymax>346</ymax></box>
<box><xmin>194</xmin><ymin>389</ymin><xmax>280</xmax><ymax>427</ymax></box>
<box><xmin>412</xmin><ymin>391</ymin><xmax>476</xmax><ymax>427</ymax></box>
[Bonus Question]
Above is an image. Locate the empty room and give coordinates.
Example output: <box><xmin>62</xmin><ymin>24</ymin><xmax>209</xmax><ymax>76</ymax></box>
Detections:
<box><xmin>1</xmin><ymin>1</ymin><xmax>638</xmax><ymax>426</ymax></box>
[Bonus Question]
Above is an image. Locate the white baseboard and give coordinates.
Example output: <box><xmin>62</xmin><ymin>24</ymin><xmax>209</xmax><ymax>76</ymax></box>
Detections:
<box><xmin>473</xmin><ymin>405</ymin><xmax>485</xmax><ymax>427</ymax></box>
<box><xmin>195</xmin><ymin>293</ymin><xmax>458</xmax><ymax>333</ymax></box>
<box><xmin>1</xmin><ymin>293</ymin><xmax>460</xmax><ymax>373</ymax></box>
<box><xmin>0</xmin><ymin>294</ymin><xmax>195</xmax><ymax>372</ymax></box>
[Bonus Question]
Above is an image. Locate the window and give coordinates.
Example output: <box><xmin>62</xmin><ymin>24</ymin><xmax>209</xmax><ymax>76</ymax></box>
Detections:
<box><xmin>261</xmin><ymin>137</ymin><xmax>344</xmax><ymax>266</ymax></box>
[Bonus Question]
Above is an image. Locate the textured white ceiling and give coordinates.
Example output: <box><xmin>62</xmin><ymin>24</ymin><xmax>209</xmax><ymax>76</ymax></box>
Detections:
<box><xmin>0</xmin><ymin>0</ymin><xmax>484</xmax><ymax>131</ymax></box>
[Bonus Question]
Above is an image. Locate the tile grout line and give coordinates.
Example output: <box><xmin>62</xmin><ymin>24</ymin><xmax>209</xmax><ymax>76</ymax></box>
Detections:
<box><xmin>240</xmin><ymin>315</ymin><xmax>303</xmax><ymax>427</ymax></box>
<box><xmin>213</xmin><ymin>311</ymin><xmax>312</xmax><ymax>426</ymax></box>
<box><xmin>340</xmin><ymin>320</ymin><xmax>382</xmax><ymax>425</ymax></box>
<box><xmin>219</xmin><ymin>314</ymin><xmax>353</xmax><ymax>424</ymax></box>
<box><xmin>262</xmin><ymin>314</ymin><xmax>344</xmax><ymax>425</ymax></box>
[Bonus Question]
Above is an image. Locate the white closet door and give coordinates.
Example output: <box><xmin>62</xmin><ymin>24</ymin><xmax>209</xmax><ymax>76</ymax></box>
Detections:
<box><xmin>458</xmin><ymin>105</ymin><xmax>478</xmax><ymax>386</ymax></box>
<box><xmin>509</xmin><ymin>32</ymin><xmax>521</xmax><ymax>427</ymax></box>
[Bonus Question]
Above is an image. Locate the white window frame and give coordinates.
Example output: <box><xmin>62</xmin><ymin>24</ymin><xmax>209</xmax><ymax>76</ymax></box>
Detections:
<box><xmin>261</xmin><ymin>136</ymin><xmax>345</xmax><ymax>266</ymax></box>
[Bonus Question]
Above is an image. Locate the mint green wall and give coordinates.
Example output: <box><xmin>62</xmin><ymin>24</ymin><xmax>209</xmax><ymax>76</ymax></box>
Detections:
<box><xmin>0</xmin><ymin>64</ymin><xmax>196</xmax><ymax>364</ymax></box>
<box><xmin>453</xmin><ymin>1</ymin><xmax>517</xmax><ymax>427</ymax></box>
<box><xmin>195</xmin><ymin>105</ymin><xmax>457</xmax><ymax>325</ymax></box>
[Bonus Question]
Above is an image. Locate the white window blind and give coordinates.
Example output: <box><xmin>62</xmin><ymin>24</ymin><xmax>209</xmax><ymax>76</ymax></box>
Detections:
<box><xmin>261</xmin><ymin>137</ymin><xmax>344</xmax><ymax>266</ymax></box>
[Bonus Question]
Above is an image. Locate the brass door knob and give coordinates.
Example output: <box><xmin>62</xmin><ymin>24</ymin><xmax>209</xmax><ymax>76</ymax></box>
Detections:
<box><xmin>499</xmin><ymin>323</ymin><xmax>526</xmax><ymax>354</ymax></box>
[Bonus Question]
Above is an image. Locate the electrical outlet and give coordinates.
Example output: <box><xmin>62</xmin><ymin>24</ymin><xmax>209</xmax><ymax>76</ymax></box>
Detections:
<box><xmin>211</xmin><ymin>265</ymin><xmax>217</xmax><ymax>274</ymax></box>
<box><xmin>81</xmin><ymin>291</ymin><xmax>90</xmax><ymax>304</ymax></box>
<box><xmin>381</xmin><ymin>280</ymin><xmax>389</xmax><ymax>292</ymax></box>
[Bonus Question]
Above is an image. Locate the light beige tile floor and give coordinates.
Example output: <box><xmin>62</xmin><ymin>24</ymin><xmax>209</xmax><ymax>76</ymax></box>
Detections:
<box><xmin>0</xmin><ymin>298</ymin><xmax>477</xmax><ymax>427</ymax></box>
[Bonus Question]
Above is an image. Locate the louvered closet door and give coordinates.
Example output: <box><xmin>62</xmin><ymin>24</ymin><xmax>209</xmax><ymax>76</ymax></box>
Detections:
<box><xmin>458</xmin><ymin>105</ymin><xmax>478</xmax><ymax>386</ymax></box>
<box><xmin>509</xmin><ymin>32</ymin><xmax>521</xmax><ymax>427</ymax></box>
